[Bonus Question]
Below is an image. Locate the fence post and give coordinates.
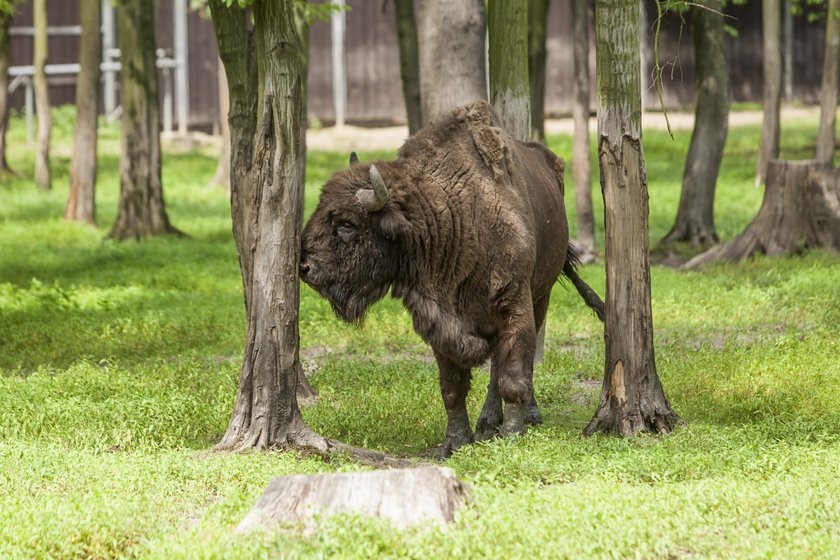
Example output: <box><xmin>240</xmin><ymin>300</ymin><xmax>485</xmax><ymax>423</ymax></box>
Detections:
<box><xmin>101</xmin><ymin>0</ymin><xmax>117</xmax><ymax>116</ymax></box>
<box><xmin>331</xmin><ymin>0</ymin><xmax>346</xmax><ymax>127</ymax></box>
<box><xmin>173</xmin><ymin>0</ymin><xmax>189</xmax><ymax>135</ymax></box>
<box><xmin>25</xmin><ymin>77</ymin><xmax>34</xmax><ymax>145</ymax></box>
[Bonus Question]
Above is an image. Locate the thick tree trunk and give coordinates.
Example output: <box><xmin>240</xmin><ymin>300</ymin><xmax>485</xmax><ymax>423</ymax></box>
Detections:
<box><xmin>686</xmin><ymin>160</ymin><xmax>840</xmax><ymax>267</ymax></box>
<box><xmin>209</xmin><ymin>57</ymin><xmax>231</xmax><ymax>191</ymax></box>
<box><xmin>394</xmin><ymin>0</ymin><xmax>423</xmax><ymax>134</ymax></box>
<box><xmin>0</xmin><ymin>11</ymin><xmax>11</xmax><ymax>173</ymax></box>
<box><xmin>528</xmin><ymin>0</ymin><xmax>549</xmax><ymax>143</ymax></box>
<box><xmin>585</xmin><ymin>0</ymin><xmax>681</xmax><ymax>437</ymax></box>
<box><xmin>661</xmin><ymin>0</ymin><xmax>730</xmax><ymax>247</ymax></box>
<box><xmin>417</xmin><ymin>0</ymin><xmax>487</xmax><ymax>123</ymax></box>
<box><xmin>65</xmin><ymin>0</ymin><xmax>101</xmax><ymax>224</ymax></box>
<box><xmin>488</xmin><ymin>0</ymin><xmax>530</xmax><ymax>141</ymax></box>
<box><xmin>211</xmin><ymin>0</ymin><xmax>321</xmax><ymax>451</ymax></box>
<box><xmin>816</xmin><ymin>0</ymin><xmax>840</xmax><ymax>163</ymax></box>
<box><xmin>572</xmin><ymin>0</ymin><xmax>597</xmax><ymax>261</ymax></box>
<box><xmin>33</xmin><ymin>0</ymin><xmax>51</xmax><ymax>190</ymax></box>
<box><xmin>109</xmin><ymin>0</ymin><xmax>179</xmax><ymax>240</ymax></box>
<box><xmin>756</xmin><ymin>0</ymin><xmax>782</xmax><ymax>187</ymax></box>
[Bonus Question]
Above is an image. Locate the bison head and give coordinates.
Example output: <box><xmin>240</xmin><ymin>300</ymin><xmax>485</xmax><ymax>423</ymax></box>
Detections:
<box><xmin>300</xmin><ymin>154</ymin><xmax>412</xmax><ymax>323</ymax></box>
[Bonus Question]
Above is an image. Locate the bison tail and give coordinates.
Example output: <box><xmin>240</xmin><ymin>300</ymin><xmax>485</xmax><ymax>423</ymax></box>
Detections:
<box><xmin>562</xmin><ymin>245</ymin><xmax>605</xmax><ymax>322</ymax></box>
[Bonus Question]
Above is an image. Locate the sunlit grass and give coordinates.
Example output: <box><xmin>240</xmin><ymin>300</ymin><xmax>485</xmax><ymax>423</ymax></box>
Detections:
<box><xmin>1</xmin><ymin>107</ymin><xmax>838</xmax><ymax>558</ymax></box>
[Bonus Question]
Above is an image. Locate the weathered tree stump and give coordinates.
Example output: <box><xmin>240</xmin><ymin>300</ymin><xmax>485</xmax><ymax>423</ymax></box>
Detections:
<box><xmin>237</xmin><ymin>466</ymin><xmax>471</xmax><ymax>532</ymax></box>
<box><xmin>687</xmin><ymin>159</ymin><xmax>840</xmax><ymax>268</ymax></box>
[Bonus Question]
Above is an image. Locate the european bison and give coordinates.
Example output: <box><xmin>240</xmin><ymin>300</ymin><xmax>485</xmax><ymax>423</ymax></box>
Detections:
<box><xmin>300</xmin><ymin>102</ymin><xmax>603</xmax><ymax>457</ymax></box>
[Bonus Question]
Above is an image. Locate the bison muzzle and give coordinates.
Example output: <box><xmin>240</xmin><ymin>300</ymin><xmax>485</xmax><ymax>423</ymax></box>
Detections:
<box><xmin>300</xmin><ymin>102</ymin><xmax>603</xmax><ymax>458</ymax></box>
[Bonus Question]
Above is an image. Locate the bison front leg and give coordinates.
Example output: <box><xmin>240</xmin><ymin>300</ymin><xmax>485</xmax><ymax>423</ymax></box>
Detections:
<box><xmin>434</xmin><ymin>352</ymin><xmax>474</xmax><ymax>459</ymax></box>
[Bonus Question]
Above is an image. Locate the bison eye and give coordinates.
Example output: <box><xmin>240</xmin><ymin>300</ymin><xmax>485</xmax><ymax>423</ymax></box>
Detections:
<box><xmin>333</xmin><ymin>222</ymin><xmax>356</xmax><ymax>242</ymax></box>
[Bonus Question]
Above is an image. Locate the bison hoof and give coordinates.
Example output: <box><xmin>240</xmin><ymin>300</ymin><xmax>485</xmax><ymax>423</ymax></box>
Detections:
<box><xmin>438</xmin><ymin>432</ymin><xmax>473</xmax><ymax>460</ymax></box>
<box><xmin>500</xmin><ymin>402</ymin><xmax>527</xmax><ymax>437</ymax></box>
<box><xmin>524</xmin><ymin>404</ymin><xmax>543</xmax><ymax>426</ymax></box>
<box><xmin>474</xmin><ymin>410</ymin><xmax>503</xmax><ymax>442</ymax></box>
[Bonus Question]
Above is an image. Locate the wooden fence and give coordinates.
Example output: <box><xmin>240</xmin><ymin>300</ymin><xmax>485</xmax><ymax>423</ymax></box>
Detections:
<box><xmin>5</xmin><ymin>0</ymin><xmax>828</xmax><ymax>130</ymax></box>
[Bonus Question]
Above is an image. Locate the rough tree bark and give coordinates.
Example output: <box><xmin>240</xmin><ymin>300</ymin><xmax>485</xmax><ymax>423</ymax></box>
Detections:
<box><xmin>488</xmin><ymin>0</ymin><xmax>530</xmax><ymax>141</ymax></box>
<box><xmin>572</xmin><ymin>0</ymin><xmax>597</xmax><ymax>261</ymax></box>
<box><xmin>585</xmin><ymin>0</ymin><xmax>681</xmax><ymax>437</ymax></box>
<box><xmin>816</xmin><ymin>0</ymin><xmax>840</xmax><ymax>163</ymax></box>
<box><xmin>661</xmin><ymin>0</ymin><xmax>730</xmax><ymax>247</ymax></box>
<box><xmin>528</xmin><ymin>0</ymin><xmax>549</xmax><ymax>143</ymax></box>
<box><xmin>65</xmin><ymin>0</ymin><xmax>101</xmax><ymax>224</ymax></box>
<box><xmin>417</xmin><ymin>0</ymin><xmax>487</xmax><ymax>123</ymax></box>
<box><xmin>209</xmin><ymin>57</ymin><xmax>231</xmax><ymax>191</ymax></box>
<box><xmin>33</xmin><ymin>0</ymin><xmax>51</xmax><ymax>190</ymax></box>
<box><xmin>756</xmin><ymin>0</ymin><xmax>782</xmax><ymax>188</ymax></box>
<box><xmin>685</xmin><ymin>160</ymin><xmax>840</xmax><ymax>267</ymax></box>
<box><xmin>0</xmin><ymin>10</ymin><xmax>12</xmax><ymax>173</ymax></box>
<box><xmin>109</xmin><ymin>0</ymin><xmax>179</xmax><ymax>240</ymax></box>
<box><xmin>394</xmin><ymin>0</ymin><xmax>422</xmax><ymax>134</ymax></box>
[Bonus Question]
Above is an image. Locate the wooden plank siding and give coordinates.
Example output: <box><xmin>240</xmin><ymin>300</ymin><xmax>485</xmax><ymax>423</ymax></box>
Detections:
<box><xmin>4</xmin><ymin>0</ymin><xmax>829</xmax><ymax>129</ymax></box>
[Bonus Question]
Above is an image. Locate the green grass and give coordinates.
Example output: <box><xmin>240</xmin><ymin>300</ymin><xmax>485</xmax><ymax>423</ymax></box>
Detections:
<box><xmin>1</xmin><ymin>107</ymin><xmax>839</xmax><ymax>559</ymax></box>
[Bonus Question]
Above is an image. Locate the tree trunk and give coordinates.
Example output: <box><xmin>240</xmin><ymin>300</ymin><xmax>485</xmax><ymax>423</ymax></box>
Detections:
<box><xmin>33</xmin><ymin>0</ymin><xmax>51</xmax><ymax>190</ymax></box>
<box><xmin>109</xmin><ymin>0</ymin><xmax>179</xmax><ymax>240</ymax></box>
<box><xmin>210</xmin><ymin>0</ymin><xmax>321</xmax><ymax>451</ymax></box>
<box><xmin>816</xmin><ymin>0</ymin><xmax>840</xmax><ymax>163</ymax></box>
<box><xmin>65</xmin><ymin>0</ymin><xmax>101</xmax><ymax>224</ymax></box>
<box><xmin>756</xmin><ymin>0</ymin><xmax>782</xmax><ymax>187</ymax></box>
<box><xmin>488</xmin><ymin>0</ymin><xmax>530</xmax><ymax>141</ymax></box>
<box><xmin>572</xmin><ymin>0</ymin><xmax>597</xmax><ymax>261</ymax></box>
<box><xmin>528</xmin><ymin>0</ymin><xmax>549</xmax><ymax>143</ymax></box>
<box><xmin>394</xmin><ymin>0</ymin><xmax>422</xmax><ymax>134</ymax></box>
<box><xmin>686</xmin><ymin>160</ymin><xmax>840</xmax><ymax>267</ymax></box>
<box><xmin>0</xmin><ymin>11</ymin><xmax>12</xmax><ymax>174</ymax></box>
<box><xmin>585</xmin><ymin>0</ymin><xmax>681</xmax><ymax>437</ymax></box>
<box><xmin>209</xmin><ymin>57</ymin><xmax>231</xmax><ymax>191</ymax></box>
<box><xmin>661</xmin><ymin>0</ymin><xmax>730</xmax><ymax>247</ymax></box>
<box><xmin>417</xmin><ymin>0</ymin><xmax>487</xmax><ymax>123</ymax></box>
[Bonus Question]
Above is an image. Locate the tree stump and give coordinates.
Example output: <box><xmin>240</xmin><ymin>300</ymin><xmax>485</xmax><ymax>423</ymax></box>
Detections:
<box><xmin>686</xmin><ymin>159</ymin><xmax>840</xmax><ymax>268</ymax></box>
<box><xmin>236</xmin><ymin>466</ymin><xmax>471</xmax><ymax>532</ymax></box>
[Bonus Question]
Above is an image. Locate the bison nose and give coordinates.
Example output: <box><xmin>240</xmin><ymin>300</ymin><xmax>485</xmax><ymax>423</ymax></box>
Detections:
<box><xmin>299</xmin><ymin>258</ymin><xmax>311</xmax><ymax>278</ymax></box>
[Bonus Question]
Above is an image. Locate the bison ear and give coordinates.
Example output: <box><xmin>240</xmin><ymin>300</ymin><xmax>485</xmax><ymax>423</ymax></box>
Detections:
<box><xmin>376</xmin><ymin>208</ymin><xmax>413</xmax><ymax>240</ymax></box>
<box><xmin>349</xmin><ymin>152</ymin><xmax>359</xmax><ymax>166</ymax></box>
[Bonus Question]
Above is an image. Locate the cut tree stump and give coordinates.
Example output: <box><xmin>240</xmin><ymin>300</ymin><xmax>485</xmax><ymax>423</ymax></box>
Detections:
<box><xmin>686</xmin><ymin>159</ymin><xmax>840</xmax><ymax>268</ymax></box>
<box><xmin>236</xmin><ymin>466</ymin><xmax>471</xmax><ymax>532</ymax></box>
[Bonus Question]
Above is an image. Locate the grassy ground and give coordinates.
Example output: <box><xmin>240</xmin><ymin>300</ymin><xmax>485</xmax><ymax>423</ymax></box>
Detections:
<box><xmin>1</xmin><ymin>107</ymin><xmax>838</xmax><ymax>559</ymax></box>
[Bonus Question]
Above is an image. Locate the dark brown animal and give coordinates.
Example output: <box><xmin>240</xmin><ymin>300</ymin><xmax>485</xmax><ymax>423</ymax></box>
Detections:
<box><xmin>300</xmin><ymin>102</ymin><xmax>603</xmax><ymax>457</ymax></box>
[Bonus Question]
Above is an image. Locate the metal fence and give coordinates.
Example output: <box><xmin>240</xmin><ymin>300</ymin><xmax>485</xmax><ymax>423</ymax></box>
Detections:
<box><xmin>4</xmin><ymin>0</ymin><xmax>828</xmax><ymax>131</ymax></box>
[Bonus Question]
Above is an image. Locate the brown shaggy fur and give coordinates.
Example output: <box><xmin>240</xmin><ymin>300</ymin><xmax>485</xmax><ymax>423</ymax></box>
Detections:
<box><xmin>301</xmin><ymin>101</ymin><xmax>599</xmax><ymax>457</ymax></box>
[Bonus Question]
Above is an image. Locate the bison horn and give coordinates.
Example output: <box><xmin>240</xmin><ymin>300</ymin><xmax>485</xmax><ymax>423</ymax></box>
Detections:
<box><xmin>356</xmin><ymin>164</ymin><xmax>389</xmax><ymax>212</ymax></box>
<box><xmin>349</xmin><ymin>152</ymin><xmax>359</xmax><ymax>165</ymax></box>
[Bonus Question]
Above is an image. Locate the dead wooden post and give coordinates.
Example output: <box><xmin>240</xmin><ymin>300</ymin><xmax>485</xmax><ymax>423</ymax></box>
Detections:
<box><xmin>237</xmin><ymin>466</ymin><xmax>471</xmax><ymax>532</ymax></box>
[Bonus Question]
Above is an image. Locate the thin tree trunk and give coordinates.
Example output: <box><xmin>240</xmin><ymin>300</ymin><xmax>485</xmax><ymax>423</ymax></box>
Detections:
<box><xmin>572</xmin><ymin>0</ymin><xmax>597</xmax><ymax>261</ymax></box>
<box><xmin>109</xmin><ymin>0</ymin><xmax>179</xmax><ymax>240</ymax></box>
<box><xmin>66</xmin><ymin>0</ymin><xmax>101</xmax><ymax>224</ymax></box>
<box><xmin>211</xmin><ymin>0</ymin><xmax>321</xmax><ymax>451</ymax></box>
<box><xmin>209</xmin><ymin>57</ymin><xmax>231</xmax><ymax>191</ymax></box>
<box><xmin>417</xmin><ymin>0</ymin><xmax>487</xmax><ymax>123</ymax></box>
<box><xmin>686</xmin><ymin>160</ymin><xmax>840</xmax><ymax>267</ymax></box>
<box><xmin>816</xmin><ymin>0</ymin><xmax>840</xmax><ymax>163</ymax></box>
<box><xmin>0</xmin><ymin>11</ymin><xmax>12</xmax><ymax>173</ymax></box>
<box><xmin>33</xmin><ymin>0</ymin><xmax>51</xmax><ymax>190</ymax></box>
<box><xmin>756</xmin><ymin>0</ymin><xmax>782</xmax><ymax>188</ymax></box>
<box><xmin>528</xmin><ymin>0</ymin><xmax>549</xmax><ymax>143</ymax></box>
<box><xmin>488</xmin><ymin>0</ymin><xmax>530</xmax><ymax>141</ymax></box>
<box><xmin>394</xmin><ymin>0</ymin><xmax>422</xmax><ymax>134</ymax></box>
<box><xmin>585</xmin><ymin>0</ymin><xmax>681</xmax><ymax>437</ymax></box>
<box><xmin>661</xmin><ymin>0</ymin><xmax>730</xmax><ymax>247</ymax></box>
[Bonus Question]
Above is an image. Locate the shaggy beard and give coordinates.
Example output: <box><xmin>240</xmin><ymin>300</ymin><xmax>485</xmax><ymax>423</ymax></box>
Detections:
<box><xmin>320</xmin><ymin>282</ymin><xmax>390</xmax><ymax>325</ymax></box>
